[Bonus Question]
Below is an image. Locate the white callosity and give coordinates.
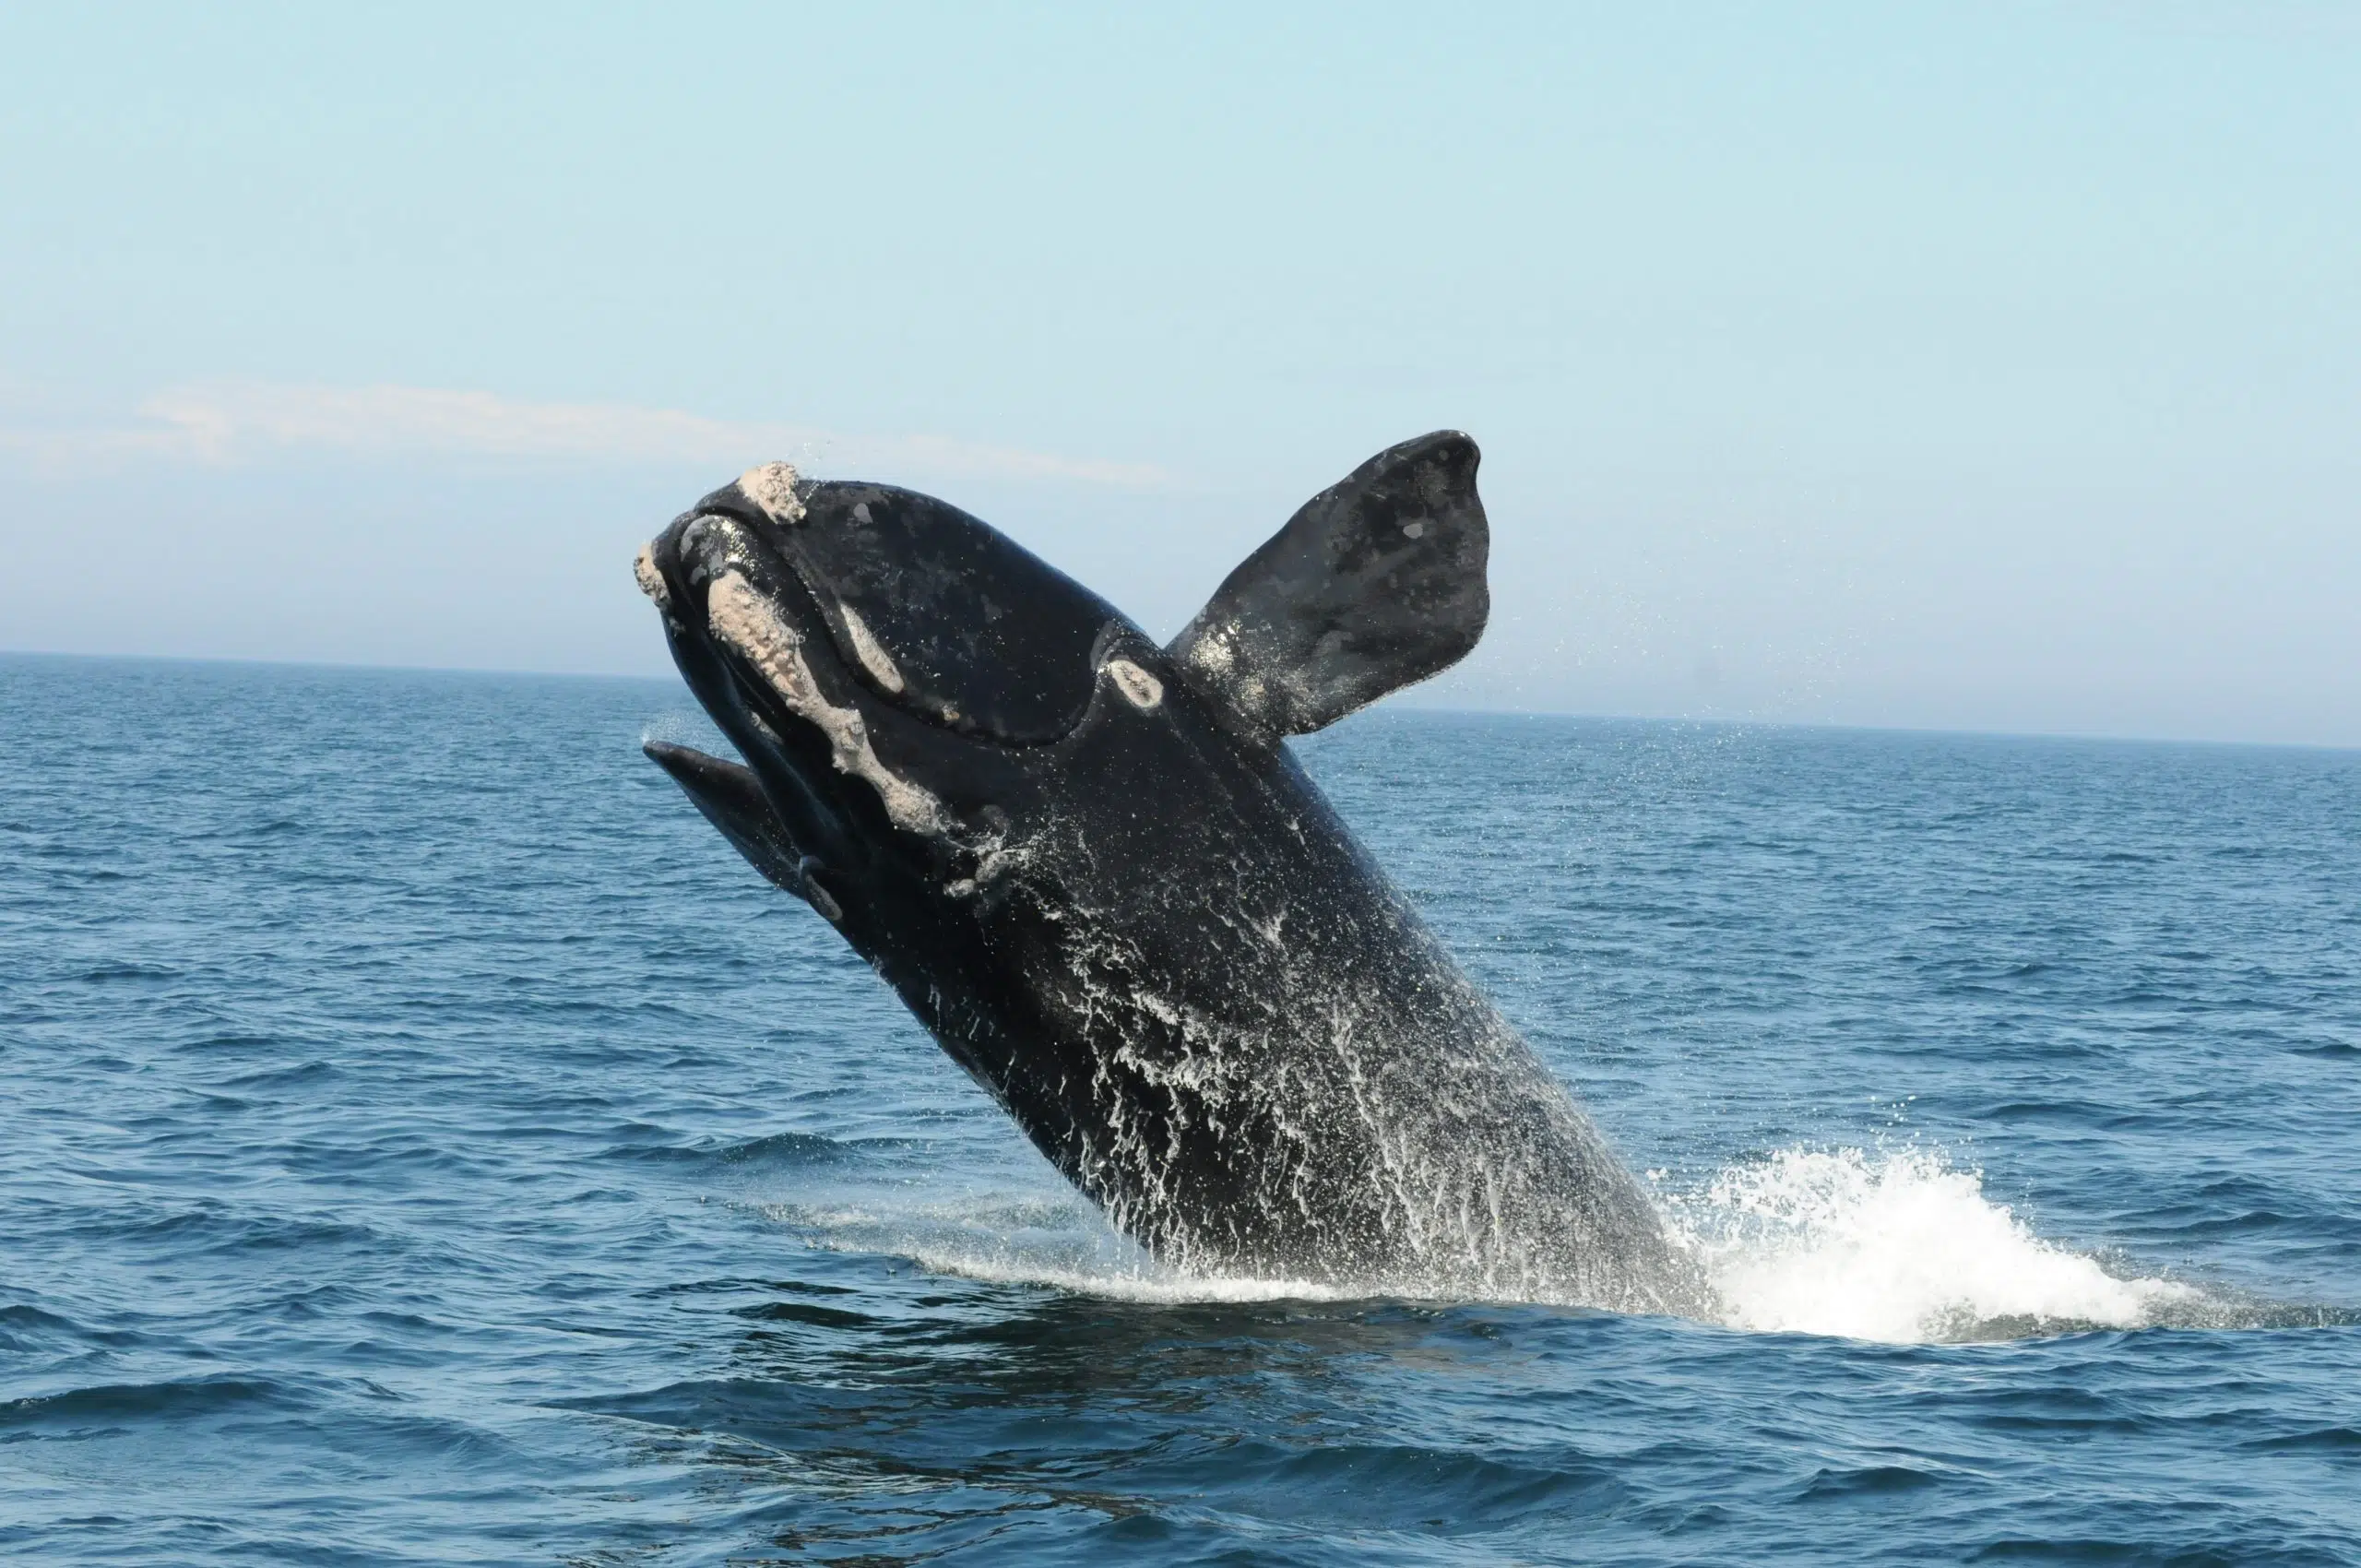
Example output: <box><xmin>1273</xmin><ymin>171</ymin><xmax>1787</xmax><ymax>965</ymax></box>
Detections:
<box><xmin>837</xmin><ymin>604</ymin><xmax>907</xmax><ymax>695</ymax></box>
<box><xmin>632</xmin><ymin>542</ymin><xmax>670</xmax><ymax>610</ymax></box>
<box><xmin>704</xmin><ymin>569</ymin><xmax>949</xmax><ymax>837</ymax></box>
<box><xmin>737</xmin><ymin>460</ymin><xmax>807</xmax><ymax>526</ymax></box>
<box><xmin>1104</xmin><ymin>659</ymin><xmax>1163</xmax><ymax>711</ymax></box>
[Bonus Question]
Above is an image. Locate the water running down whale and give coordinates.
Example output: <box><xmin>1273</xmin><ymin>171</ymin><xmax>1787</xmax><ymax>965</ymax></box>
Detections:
<box><xmin>635</xmin><ymin>432</ymin><xmax>1704</xmax><ymax>1313</ymax></box>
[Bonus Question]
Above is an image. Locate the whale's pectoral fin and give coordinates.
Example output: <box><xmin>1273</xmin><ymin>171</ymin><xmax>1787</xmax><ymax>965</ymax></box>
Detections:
<box><xmin>1167</xmin><ymin>430</ymin><xmax>1489</xmax><ymax>738</ymax></box>
<box><xmin>643</xmin><ymin>740</ymin><xmax>820</xmax><ymax>905</ymax></box>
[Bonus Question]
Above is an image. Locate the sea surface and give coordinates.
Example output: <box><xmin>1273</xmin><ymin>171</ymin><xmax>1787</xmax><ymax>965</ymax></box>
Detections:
<box><xmin>3</xmin><ymin>653</ymin><xmax>2357</xmax><ymax>1565</ymax></box>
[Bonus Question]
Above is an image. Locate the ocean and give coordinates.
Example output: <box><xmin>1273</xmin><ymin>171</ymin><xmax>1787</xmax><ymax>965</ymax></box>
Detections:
<box><xmin>3</xmin><ymin>653</ymin><xmax>2356</xmax><ymax>1564</ymax></box>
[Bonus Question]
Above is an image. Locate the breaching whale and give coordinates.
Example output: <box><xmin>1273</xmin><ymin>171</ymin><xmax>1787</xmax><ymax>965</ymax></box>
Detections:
<box><xmin>634</xmin><ymin>432</ymin><xmax>1701</xmax><ymax>1313</ymax></box>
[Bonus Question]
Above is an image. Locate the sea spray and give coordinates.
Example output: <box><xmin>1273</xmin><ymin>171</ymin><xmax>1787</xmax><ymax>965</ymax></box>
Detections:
<box><xmin>1664</xmin><ymin>1146</ymin><xmax>2202</xmax><ymax>1342</ymax></box>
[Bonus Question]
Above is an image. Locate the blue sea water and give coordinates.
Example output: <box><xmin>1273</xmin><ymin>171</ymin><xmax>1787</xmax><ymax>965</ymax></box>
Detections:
<box><xmin>3</xmin><ymin>651</ymin><xmax>2357</xmax><ymax>1565</ymax></box>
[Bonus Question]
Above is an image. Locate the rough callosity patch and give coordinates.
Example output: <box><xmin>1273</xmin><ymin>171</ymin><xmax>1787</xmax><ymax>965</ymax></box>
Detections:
<box><xmin>632</xmin><ymin>542</ymin><xmax>670</xmax><ymax>609</ymax></box>
<box><xmin>838</xmin><ymin>604</ymin><xmax>906</xmax><ymax>694</ymax></box>
<box><xmin>1105</xmin><ymin>659</ymin><xmax>1163</xmax><ymax>711</ymax></box>
<box><xmin>704</xmin><ymin>569</ymin><xmax>948</xmax><ymax>836</ymax></box>
<box><xmin>737</xmin><ymin>460</ymin><xmax>807</xmax><ymax>525</ymax></box>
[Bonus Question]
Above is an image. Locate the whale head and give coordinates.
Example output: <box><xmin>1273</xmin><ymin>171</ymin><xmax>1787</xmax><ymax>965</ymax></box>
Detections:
<box><xmin>635</xmin><ymin>459</ymin><xmax>1139</xmax><ymax>925</ymax></box>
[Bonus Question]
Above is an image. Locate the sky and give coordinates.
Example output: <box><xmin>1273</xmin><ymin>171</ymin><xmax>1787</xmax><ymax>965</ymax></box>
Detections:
<box><xmin>2</xmin><ymin>2</ymin><xmax>2355</xmax><ymax>745</ymax></box>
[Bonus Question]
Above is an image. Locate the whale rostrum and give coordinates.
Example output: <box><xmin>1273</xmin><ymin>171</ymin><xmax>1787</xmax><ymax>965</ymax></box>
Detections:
<box><xmin>635</xmin><ymin>431</ymin><xmax>1706</xmax><ymax>1313</ymax></box>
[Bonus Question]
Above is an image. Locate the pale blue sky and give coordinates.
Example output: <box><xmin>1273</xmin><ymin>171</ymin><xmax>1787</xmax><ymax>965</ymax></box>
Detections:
<box><xmin>4</xmin><ymin>3</ymin><xmax>2355</xmax><ymax>743</ymax></box>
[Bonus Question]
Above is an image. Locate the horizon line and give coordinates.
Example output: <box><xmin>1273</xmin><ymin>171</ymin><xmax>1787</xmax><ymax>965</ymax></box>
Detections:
<box><xmin>6</xmin><ymin>646</ymin><xmax>2354</xmax><ymax>756</ymax></box>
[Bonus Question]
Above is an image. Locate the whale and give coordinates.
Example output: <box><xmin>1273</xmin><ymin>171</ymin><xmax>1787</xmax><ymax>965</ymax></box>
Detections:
<box><xmin>633</xmin><ymin>432</ymin><xmax>1701</xmax><ymax>1313</ymax></box>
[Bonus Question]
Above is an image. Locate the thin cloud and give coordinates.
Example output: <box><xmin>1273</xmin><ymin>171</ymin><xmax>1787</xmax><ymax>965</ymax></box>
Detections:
<box><xmin>1</xmin><ymin>379</ymin><xmax>1169</xmax><ymax>487</ymax></box>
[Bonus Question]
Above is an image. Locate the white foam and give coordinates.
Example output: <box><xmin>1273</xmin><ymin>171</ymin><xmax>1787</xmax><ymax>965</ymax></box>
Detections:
<box><xmin>1666</xmin><ymin>1146</ymin><xmax>2202</xmax><ymax>1342</ymax></box>
<box><xmin>639</xmin><ymin>708</ymin><xmax>735</xmax><ymax>755</ymax></box>
<box><xmin>741</xmin><ymin>1146</ymin><xmax>2225</xmax><ymax>1342</ymax></box>
<box><xmin>902</xmin><ymin>1247</ymin><xmax>1359</xmax><ymax>1305</ymax></box>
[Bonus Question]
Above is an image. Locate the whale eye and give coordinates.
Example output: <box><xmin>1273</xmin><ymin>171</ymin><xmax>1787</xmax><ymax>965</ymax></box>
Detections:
<box><xmin>769</xmin><ymin>482</ymin><xmax>1133</xmax><ymax>743</ymax></box>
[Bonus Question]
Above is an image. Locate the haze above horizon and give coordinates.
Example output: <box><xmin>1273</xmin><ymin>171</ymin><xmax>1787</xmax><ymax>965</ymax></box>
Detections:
<box><xmin>3</xmin><ymin>3</ymin><xmax>2355</xmax><ymax>746</ymax></box>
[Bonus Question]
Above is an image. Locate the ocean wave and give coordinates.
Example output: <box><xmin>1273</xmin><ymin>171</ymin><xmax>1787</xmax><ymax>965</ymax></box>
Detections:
<box><xmin>606</xmin><ymin>1128</ymin><xmax>904</xmax><ymax>1172</ymax></box>
<box><xmin>0</xmin><ymin>1374</ymin><xmax>341</xmax><ymax>1429</ymax></box>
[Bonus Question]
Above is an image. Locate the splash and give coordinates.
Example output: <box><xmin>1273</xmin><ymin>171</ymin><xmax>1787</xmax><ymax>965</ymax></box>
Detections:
<box><xmin>1667</xmin><ymin>1146</ymin><xmax>2203</xmax><ymax>1343</ymax></box>
<box><xmin>639</xmin><ymin>707</ymin><xmax>734</xmax><ymax>754</ymax></box>
<box><xmin>901</xmin><ymin>1246</ymin><xmax>1360</xmax><ymax>1306</ymax></box>
<box><xmin>742</xmin><ymin>1146</ymin><xmax>2287</xmax><ymax>1342</ymax></box>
